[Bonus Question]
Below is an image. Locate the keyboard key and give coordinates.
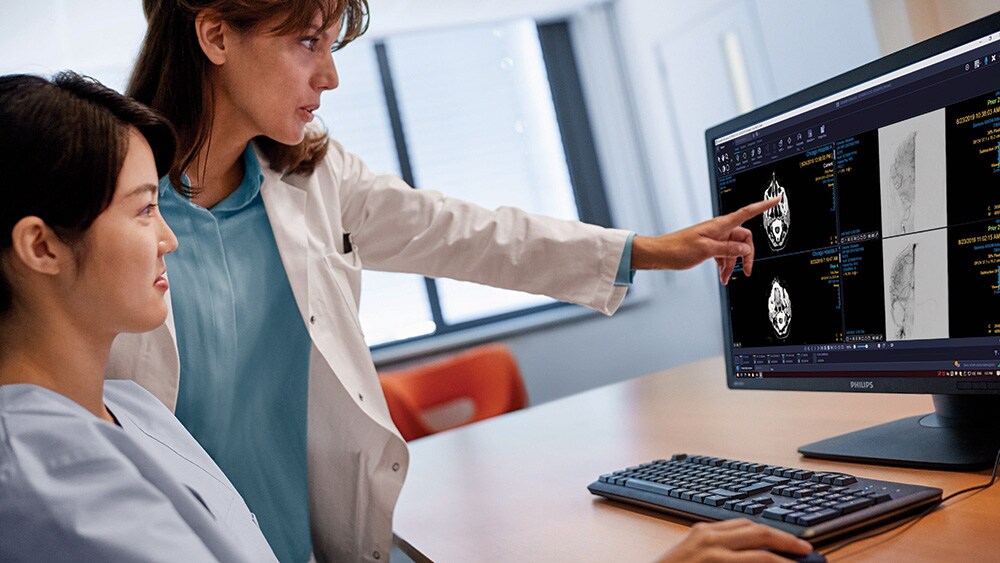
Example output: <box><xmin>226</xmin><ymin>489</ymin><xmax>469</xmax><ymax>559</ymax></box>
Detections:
<box><xmin>744</xmin><ymin>503</ymin><xmax>766</xmax><ymax>515</ymax></box>
<box><xmin>797</xmin><ymin>508</ymin><xmax>840</xmax><ymax>526</ymax></box>
<box><xmin>739</xmin><ymin>482</ymin><xmax>774</xmax><ymax>496</ymax></box>
<box><xmin>764</xmin><ymin>476</ymin><xmax>790</xmax><ymax>484</ymax></box>
<box><xmin>703</xmin><ymin>495</ymin><xmax>726</xmax><ymax>507</ymax></box>
<box><xmin>810</xmin><ymin>473</ymin><xmax>829</xmax><ymax>483</ymax></box>
<box><xmin>624</xmin><ymin>479</ymin><xmax>675</xmax><ymax>496</ymax></box>
<box><xmin>751</xmin><ymin>495</ymin><xmax>774</xmax><ymax>505</ymax></box>
<box><xmin>867</xmin><ymin>492</ymin><xmax>893</xmax><ymax>504</ymax></box>
<box><xmin>762</xmin><ymin>507</ymin><xmax>793</xmax><ymax>521</ymax></box>
<box><xmin>709</xmin><ymin>488</ymin><xmax>747</xmax><ymax>499</ymax></box>
<box><xmin>834</xmin><ymin>497</ymin><xmax>875</xmax><ymax>513</ymax></box>
<box><xmin>833</xmin><ymin>476</ymin><xmax>858</xmax><ymax>486</ymax></box>
<box><xmin>784</xmin><ymin>511</ymin><xmax>807</xmax><ymax>523</ymax></box>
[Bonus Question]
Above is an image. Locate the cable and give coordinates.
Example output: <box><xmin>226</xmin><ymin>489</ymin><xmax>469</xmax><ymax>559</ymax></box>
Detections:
<box><xmin>819</xmin><ymin>447</ymin><xmax>1000</xmax><ymax>558</ymax></box>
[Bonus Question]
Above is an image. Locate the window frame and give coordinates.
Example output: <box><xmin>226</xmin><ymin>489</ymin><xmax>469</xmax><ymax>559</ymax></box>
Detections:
<box><xmin>366</xmin><ymin>19</ymin><xmax>619</xmax><ymax>353</ymax></box>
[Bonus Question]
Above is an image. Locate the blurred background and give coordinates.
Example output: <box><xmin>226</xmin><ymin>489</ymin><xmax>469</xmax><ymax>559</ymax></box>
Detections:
<box><xmin>3</xmin><ymin>0</ymin><xmax>997</xmax><ymax>404</ymax></box>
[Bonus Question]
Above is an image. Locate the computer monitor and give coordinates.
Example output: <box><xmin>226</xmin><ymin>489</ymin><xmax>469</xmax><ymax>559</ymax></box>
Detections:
<box><xmin>706</xmin><ymin>12</ymin><xmax>1000</xmax><ymax>470</ymax></box>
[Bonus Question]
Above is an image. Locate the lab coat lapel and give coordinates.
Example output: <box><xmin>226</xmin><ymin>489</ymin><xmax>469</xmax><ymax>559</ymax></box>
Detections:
<box><xmin>260</xmin><ymin>176</ymin><xmax>311</xmax><ymax>323</ymax></box>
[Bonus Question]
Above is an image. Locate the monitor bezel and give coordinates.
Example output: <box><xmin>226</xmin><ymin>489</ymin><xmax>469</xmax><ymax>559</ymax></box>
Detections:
<box><xmin>705</xmin><ymin>11</ymin><xmax>1000</xmax><ymax>396</ymax></box>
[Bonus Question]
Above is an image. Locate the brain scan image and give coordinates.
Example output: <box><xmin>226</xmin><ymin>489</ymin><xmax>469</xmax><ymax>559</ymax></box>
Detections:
<box><xmin>889</xmin><ymin>132</ymin><xmax>917</xmax><ymax>234</ymax></box>
<box><xmin>762</xmin><ymin>172</ymin><xmax>789</xmax><ymax>251</ymax></box>
<box><xmin>767</xmin><ymin>277</ymin><xmax>792</xmax><ymax>339</ymax></box>
<box><xmin>889</xmin><ymin>243</ymin><xmax>917</xmax><ymax>339</ymax></box>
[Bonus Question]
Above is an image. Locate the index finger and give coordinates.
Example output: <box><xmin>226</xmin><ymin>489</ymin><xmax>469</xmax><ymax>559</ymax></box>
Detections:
<box><xmin>719</xmin><ymin>196</ymin><xmax>781</xmax><ymax>229</ymax></box>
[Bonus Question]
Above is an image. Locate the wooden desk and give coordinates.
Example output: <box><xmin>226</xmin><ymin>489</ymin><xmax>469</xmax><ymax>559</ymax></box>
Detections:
<box><xmin>393</xmin><ymin>357</ymin><xmax>1000</xmax><ymax>562</ymax></box>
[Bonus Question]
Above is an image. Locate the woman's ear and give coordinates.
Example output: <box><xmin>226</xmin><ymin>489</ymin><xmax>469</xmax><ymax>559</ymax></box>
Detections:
<box><xmin>9</xmin><ymin>216</ymin><xmax>68</xmax><ymax>276</ymax></box>
<box><xmin>194</xmin><ymin>10</ymin><xmax>229</xmax><ymax>66</ymax></box>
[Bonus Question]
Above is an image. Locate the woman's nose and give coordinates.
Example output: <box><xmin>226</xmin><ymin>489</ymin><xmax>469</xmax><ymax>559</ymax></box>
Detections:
<box><xmin>158</xmin><ymin>218</ymin><xmax>178</xmax><ymax>255</ymax></box>
<box><xmin>316</xmin><ymin>52</ymin><xmax>339</xmax><ymax>92</ymax></box>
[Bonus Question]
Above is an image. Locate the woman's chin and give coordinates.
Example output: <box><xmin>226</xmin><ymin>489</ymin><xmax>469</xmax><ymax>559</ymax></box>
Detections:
<box><xmin>267</xmin><ymin>126</ymin><xmax>308</xmax><ymax>146</ymax></box>
<box><xmin>122</xmin><ymin>306</ymin><xmax>169</xmax><ymax>334</ymax></box>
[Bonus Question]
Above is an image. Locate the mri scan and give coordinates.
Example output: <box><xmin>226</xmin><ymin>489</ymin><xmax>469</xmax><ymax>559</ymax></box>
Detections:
<box><xmin>763</xmin><ymin>172</ymin><xmax>789</xmax><ymax>251</ymax></box>
<box><xmin>767</xmin><ymin>277</ymin><xmax>792</xmax><ymax>339</ymax></box>
<box><xmin>889</xmin><ymin>132</ymin><xmax>917</xmax><ymax>234</ymax></box>
<box><xmin>889</xmin><ymin>243</ymin><xmax>917</xmax><ymax>340</ymax></box>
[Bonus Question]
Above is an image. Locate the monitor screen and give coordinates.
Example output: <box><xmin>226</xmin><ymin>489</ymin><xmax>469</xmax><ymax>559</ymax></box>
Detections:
<box><xmin>707</xmin><ymin>13</ymin><xmax>1000</xmax><ymax>398</ymax></box>
<box><xmin>705</xmin><ymin>12</ymin><xmax>1000</xmax><ymax>469</ymax></box>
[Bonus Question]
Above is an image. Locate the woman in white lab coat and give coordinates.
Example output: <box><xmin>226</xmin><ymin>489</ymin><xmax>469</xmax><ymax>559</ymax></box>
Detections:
<box><xmin>112</xmin><ymin>1</ymin><xmax>782</xmax><ymax>561</ymax></box>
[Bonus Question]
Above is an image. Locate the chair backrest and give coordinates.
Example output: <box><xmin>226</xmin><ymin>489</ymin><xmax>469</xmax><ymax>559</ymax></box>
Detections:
<box><xmin>378</xmin><ymin>344</ymin><xmax>528</xmax><ymax>441</ymax></box>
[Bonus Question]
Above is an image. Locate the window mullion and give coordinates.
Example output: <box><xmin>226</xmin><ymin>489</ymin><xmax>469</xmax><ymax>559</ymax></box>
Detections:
<box><xmin>537</xmin><ymin>21</ymin><xmax>614</xmax><ymax>228</ymax></box>
<box><xmin>374</xmin><ymin>41</ymin><xmax>447</xmax><ymax>333</ymax></box>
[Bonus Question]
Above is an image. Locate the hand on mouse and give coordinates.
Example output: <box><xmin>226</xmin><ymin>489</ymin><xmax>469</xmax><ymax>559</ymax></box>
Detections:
<box><xmin>656</xmin><ymin>518</ymin><xmax>814</xmax><ymax>562</ymax></box>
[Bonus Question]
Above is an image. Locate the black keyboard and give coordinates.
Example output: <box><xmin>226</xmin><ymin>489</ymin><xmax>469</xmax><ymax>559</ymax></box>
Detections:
<box><xmin>588</xmin><ymin>454</ymin><xmax>942</xmax><ymax>544</ymax></box>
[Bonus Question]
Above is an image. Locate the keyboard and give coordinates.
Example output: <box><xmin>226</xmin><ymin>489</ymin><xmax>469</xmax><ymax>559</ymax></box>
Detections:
<box><xmin>588</xmin><ymin>454</ymin><xmax>942</xmax><ymax>544</ymax></box>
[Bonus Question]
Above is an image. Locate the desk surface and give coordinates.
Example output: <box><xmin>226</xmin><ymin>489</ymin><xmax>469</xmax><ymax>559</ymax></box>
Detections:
<box><xmin>393</xmin><ymin>357</ymin><xmax>1000</xmax><ymax>562</ymax></box>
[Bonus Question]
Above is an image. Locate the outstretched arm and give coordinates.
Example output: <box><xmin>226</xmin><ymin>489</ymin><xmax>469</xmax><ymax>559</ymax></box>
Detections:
<box><xmin>631</xmin><ymin>197</ymin><xmax>781</xmax><ymax>284</ymax></box>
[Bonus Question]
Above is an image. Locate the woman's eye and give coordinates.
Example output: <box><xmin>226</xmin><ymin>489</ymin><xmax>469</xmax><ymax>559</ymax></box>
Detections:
<box><xmin>142</xmin><ymin>203</ymin><xmax>158</xmax><ymax>217</ymax></box>
<box><xmin>301</xmin><ymin>37</ymin><xmax>319</xmax><ymax>50</ymax></box>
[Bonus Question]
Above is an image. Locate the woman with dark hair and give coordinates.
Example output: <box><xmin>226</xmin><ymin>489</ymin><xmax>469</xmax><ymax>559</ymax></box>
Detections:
<box><xmin>0</xmin><ymin>72</ymin><xmax>276</xmax><ymax>561</ymax></box>
<box><xmin>117</xmin><ymin>1</ymin><xmax>789</xmax><ymax>561</ymax></box>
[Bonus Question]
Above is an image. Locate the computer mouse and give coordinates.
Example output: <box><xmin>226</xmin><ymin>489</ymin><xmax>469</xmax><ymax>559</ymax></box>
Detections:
<box><xmin>767</xmin><ymin>550</ymin><xmax>827</xmax><ymax>563</ymax></box>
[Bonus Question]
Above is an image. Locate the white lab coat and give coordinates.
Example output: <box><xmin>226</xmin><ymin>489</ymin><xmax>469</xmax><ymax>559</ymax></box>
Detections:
<box><xmin>106</xmin><ymin>139</ymin><xmax>630</xmax><ymax>561</ymax></box>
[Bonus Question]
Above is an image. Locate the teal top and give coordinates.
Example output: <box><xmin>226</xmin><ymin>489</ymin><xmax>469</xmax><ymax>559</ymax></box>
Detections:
<box><xmin>616</xmin><ymin>232</ymin><xmax>637</xmax><ymax>286</ymax></box>
<box><xmin>159</xmin><ymin>147</ymin><xmax>313</xmax><ymax>562</ymax></box>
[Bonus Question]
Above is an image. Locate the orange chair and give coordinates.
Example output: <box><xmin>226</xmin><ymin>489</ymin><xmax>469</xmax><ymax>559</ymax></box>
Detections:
<box><xmin>378</xmin><ymin>344</ymin><xmax>528</xmax><ymax>441</ymax></box>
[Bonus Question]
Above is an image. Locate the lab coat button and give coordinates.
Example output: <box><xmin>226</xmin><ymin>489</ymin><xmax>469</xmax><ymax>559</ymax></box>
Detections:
<box><xmin>358</xmin><ymin>393</ymin><xmax>364</xmax><ymax>402</ymax></box>
<box><xmin>310</xmin><ymin>315</ymin><xmax>316</xmax><ymax>325</ymax></box>
<box><xmin>392</xmin><ymin>463</ymin><xmax>400</xmax><ymax>472</ymax></box>
<box><xmin>373</xmin><ymin>551</ymin><xmax>381</xmax><ymax>560</ymax></box>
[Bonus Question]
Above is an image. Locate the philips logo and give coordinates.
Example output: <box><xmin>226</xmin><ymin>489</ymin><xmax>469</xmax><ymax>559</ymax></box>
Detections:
<box><xmin>850</xmin><ymin>381</ymin><xmax>875</xmax><ymax>390</ymax></box>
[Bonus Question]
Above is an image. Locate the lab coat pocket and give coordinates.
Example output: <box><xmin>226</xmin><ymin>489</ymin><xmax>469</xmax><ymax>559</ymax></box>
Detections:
<box><xmin>322</xmin><ymin>251</ymin><xmax>365</xmax><ymax>337</ymax></box>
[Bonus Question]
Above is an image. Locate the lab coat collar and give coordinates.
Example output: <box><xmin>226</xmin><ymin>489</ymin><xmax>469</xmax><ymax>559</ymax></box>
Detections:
<box><xmin>253</xmin><ymin>143</ymin><xmax>312</xmax><ymax>325</ymax></box>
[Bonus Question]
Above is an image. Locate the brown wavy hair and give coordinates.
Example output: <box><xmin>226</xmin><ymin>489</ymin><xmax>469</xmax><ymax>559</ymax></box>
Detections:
<box><xmin>127</xmin><ymin>0</ymin><xmax>369</xmax><ymax>191</ymax></box>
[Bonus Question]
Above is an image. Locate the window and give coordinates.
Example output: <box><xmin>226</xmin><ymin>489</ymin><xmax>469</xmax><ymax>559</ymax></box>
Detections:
<box><xmin>321</xmin><ymin>19</ymin><xmax>613</xmax><ymax>348</ymax></box>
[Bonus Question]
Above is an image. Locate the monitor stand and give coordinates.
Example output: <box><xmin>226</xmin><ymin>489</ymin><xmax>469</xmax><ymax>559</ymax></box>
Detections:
<box><xmin>799</xmin><ymin>394</ymin><xmax>1000</xmax><ymax>470</ymax></box>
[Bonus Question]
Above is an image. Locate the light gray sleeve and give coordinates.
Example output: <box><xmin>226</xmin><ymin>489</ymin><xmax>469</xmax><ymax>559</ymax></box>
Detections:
<box><xmin>0</xmin><ymin>420</ymin><xmax>257</xmax><ymax>562</ymax></box>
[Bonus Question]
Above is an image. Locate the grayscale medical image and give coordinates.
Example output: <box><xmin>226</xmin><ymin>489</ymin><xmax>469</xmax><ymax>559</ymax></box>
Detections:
<box><xmin>888</xmin><ymin>243</ymin><xmax>916</xmax><ymax>339</ymax></box>
<box><xmin>763</xmin><ymin>172</ymin><xmax>789</xmax><ymax>251</ymax></box>
<box><xmin>878</xmin><ymin>109</ymin><xmax>947</xmax><ymax>237</ymax></box>
<box><xmin>882</xmin><ymin>230</ymin><xmax>949</xmax><ymax>341</ymax></box>
<box><xmin>889</xmin><ymin>132</ymin><xmax>917</xmax><ymax>234</ymax></box>
<box><xmin>767</xmin><ymin>277</ymin><xmax>792</xmax><ymax>339</ymax></box>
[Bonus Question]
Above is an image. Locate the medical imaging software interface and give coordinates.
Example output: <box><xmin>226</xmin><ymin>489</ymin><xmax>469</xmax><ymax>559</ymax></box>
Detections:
<box><xmin>714</xmin><ymin>32</ymin><xmax>1000</xmax><ymax>381</ymax></box>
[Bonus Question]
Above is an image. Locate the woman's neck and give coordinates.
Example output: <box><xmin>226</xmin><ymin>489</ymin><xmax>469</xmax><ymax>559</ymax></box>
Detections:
<box><xmin>0</xmin><ymin>308</ymin><xmax>115</xmax><ymax>424</ymax></box>
<box><xmin>186</xmin><ymin>102</ymin><xmax>254</xmax><ymax>209</ymax></box>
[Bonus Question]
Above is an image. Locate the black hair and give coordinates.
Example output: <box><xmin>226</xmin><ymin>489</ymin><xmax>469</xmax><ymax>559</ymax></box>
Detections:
<box><xmin>0</xmin><ymin>71</ymin><xmax>177</xmax><ymax>315</ymax></box>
